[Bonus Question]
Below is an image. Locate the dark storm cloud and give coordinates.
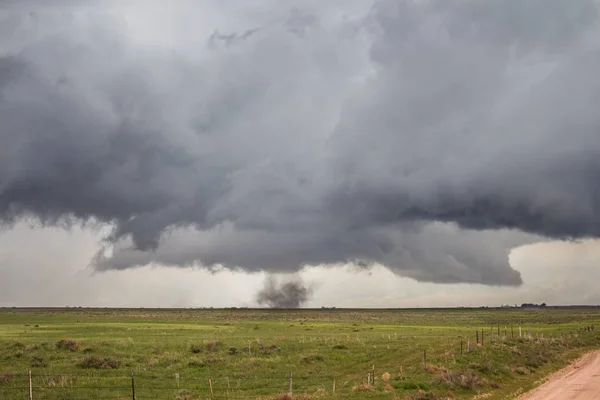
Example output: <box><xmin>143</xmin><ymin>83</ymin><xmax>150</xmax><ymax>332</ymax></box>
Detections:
<box><xmin>1</xmin><ymin>0</ymin><xmax>599</xmax><ymax>285</ymax></box>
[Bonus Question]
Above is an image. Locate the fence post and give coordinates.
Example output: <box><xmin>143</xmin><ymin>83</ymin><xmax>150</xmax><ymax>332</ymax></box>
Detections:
<box><xmin>423</xmin><ymin>349</ymin><xmax>427</xmax><ymax>369</ymax></box>
<box><xmin>467</xmin><ymin>338</ymin><xmax>470</xmax><ymax>353</ymax></box>
<box><xmin>289</xmin><ymin>371</ymin><xmax>293</xmax><ymax>397</ymax></box>
<box><xmin>131</xmin><ymin>372</ymin><xmax>136</xmax><ymax>400</ymax></box>
<box><xmin>481</xmin><ymin>330</ymin><xmax>484</xmax><ymax>346</ymax></box>
<box><xmin>372</xmin><ymin>365</ymin><xmax>375</xmax><ymax>386</ymax></box>
<box><xmin>29</xmin><ymin>369</ymin><xmax>33</xmax><ymax>400</ymax></box>
<box><xmin>460</xmin><ymin>337</ymin><xmax>463</xmax><ymax>355</ymax></box>
<box><xmin>209</xmin><ymin>379</ymin><xmax>214</xmax><ymax>399</ymax></box>
<box><xmin>333</xmin><ymin>378</ymin><xmax>336</xmax><ymax>395</ymax></box>
<box><xmin>476</xmin><ymin>330</ymin><xmax>479</xmax><ymax>344</ymax></box>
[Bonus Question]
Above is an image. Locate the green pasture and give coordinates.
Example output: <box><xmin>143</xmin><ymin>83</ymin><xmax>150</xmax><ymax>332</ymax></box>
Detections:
<box><xmin>1</xmin><ymin>308</ymin><xmax>599</xmax><ymax>399</ymax></box>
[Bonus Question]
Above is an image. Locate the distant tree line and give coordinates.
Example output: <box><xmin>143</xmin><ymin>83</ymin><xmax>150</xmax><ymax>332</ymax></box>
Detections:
<box><xmin>520</xmin><ymin>303</ymin><xmax>546</xmax><ymax>308</ymax></box>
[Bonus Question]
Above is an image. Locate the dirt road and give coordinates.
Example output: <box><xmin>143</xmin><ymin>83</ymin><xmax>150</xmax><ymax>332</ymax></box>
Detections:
<box><xmin>516</xmin><ymin>350</ymin><xmax>600</xmax><ymax>400</ymax></box>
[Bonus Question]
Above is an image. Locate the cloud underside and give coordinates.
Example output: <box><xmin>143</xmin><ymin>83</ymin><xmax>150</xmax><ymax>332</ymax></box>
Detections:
<box><xmin>1</xmin><ymin>0</ymin><xmax>600</xmax><ymax>285</ymax></box>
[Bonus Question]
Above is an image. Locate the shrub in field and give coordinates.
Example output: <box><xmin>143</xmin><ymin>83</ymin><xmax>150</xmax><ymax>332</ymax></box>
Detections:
<box><xmin>30</xmin><ymin>356</ymin><xmax>47</xmax><ymax>368</ymax></box>
<box><xmin>77</xmin><ymin>355</ymin><xmax>120</xmax><ymax>369</ymax></box>
<box><xmin>404</xmin><ymin>389</ymin><xmax>440</xmax><ymax>400</ymax></box>
<box><xmin>56</xmin><ymin>339</ymin><xmax>80</xmax><ymax>352</ymax></box>
<box><xmin>524</xmin><ymin>353</ymin><xmax>549</xmax><ymax>369</ymax></box>
<box><xmin>258</xmin><ymin>344</ymin><xmax>279</xmax><ymax>355</ymax></box>
<box><xmin>436</xmin><ymin>370</ymin><xmax>486</xmax><ymax>390</ymax></box>
<box><xmin>189</xmin><ymin>344</ymin><xmax>203</xmax><ymax>354</ymax></box>
<box><xmin>204</xmin><ymin>340</ymin><xmax>223</xmax><ymax>352</ymax></box>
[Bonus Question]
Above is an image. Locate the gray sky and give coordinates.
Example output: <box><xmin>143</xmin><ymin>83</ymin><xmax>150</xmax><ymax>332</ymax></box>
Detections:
<box><xmin>2</xmin><ymin>0</ymin><xmax>600</xmax><ymax>307</ymax></box>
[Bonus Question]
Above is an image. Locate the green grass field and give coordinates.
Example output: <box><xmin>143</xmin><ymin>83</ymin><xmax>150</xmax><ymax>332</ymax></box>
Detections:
<box><xmin>1</xmin><ymin>308</ymin><xmax>599</xmax><ymax>399</ymax></box>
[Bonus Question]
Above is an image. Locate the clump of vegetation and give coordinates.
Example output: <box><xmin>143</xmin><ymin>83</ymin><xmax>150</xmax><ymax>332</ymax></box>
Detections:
<box><xmin>405</xmin><ymin>390</ymin><xmax>441</xmax><ymax>400</ymax></box>
<box><xmin>301</xmin><ymin>354</ymin><xmax>324</xmax><ymax>363</ymax></box>
<box><xmin>436</xmin><ymin>370</ymin><xmax>487</xmax><ymax>390</ymax></box>
<box><xmin>204</xmin><ymin>340</ymin><xmax>223</xmax><ymax>352</ymax></box>
<box><xmin>352</xmin><ymin>383</ymin><xmax>374</xmax><ymax>392</ymax></box>
<box><xmin>30</xmin><ymin>356</ymin><xmax>47</xmax><ymax>368</ymax></box>
<box><xmin>189</xmin><ymin>344</ymin><xmax>203</xmax><ymax>354</ymax></box>
<box><xmin>0</xmin><ymin>374</ymin><xmax>15</xmax><ymax>385</ymax></box>
<box><xmin>332</xmin><ymin>344</ymin><xmax>348</xmax><ymax>350</ymax></box>
<box><xmin>77</xmin><ymin>356</ymin><xmax>120</xmax><ymax>369</ymax></box>
<box><xmin>258</xmin><ymin>344</ymin><xmax>278</xmax><ymax>355</ymax></box>
<box><xmin>57</xmin><ymin>339</ymin><xmax>81</xmax><ymax>352</ymax></box>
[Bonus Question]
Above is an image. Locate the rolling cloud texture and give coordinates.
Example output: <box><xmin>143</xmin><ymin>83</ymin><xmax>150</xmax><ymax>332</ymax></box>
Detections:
<box><xmin>1</xmin><ymin>0</ymin><xmax>600</xmax><ymax>286</ymax></box>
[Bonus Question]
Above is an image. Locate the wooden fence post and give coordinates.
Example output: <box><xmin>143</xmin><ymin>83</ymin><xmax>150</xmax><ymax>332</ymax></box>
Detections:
<box><xmin>289</xmin><ymin>371</ymin><xmax>293</xmax><ymax>397</ymax></box>
<box><xmin>423</xmin><ymin>350</ymin><xmax>427</xmax><ymax>369</ymax></box>
<box><xmin>29</xmin><ymin>370</ymin><xmax>33</xmax><ymax>400</ymax></box>
<box><xmin>372</xmin><ymin>365</ymin><xmax>375</xmax><ymax>386</ymax></box>
<box><xmin>476</xmin><ymin>330</ymin><xmax>479</xmax><ymax>344</ymax></box>
<box><xmin>481</xmin><ymin>330</ymin><xmax>484</xmax><ymax>346</ymax></box>
<box><xmin>131</xmin><ymin>372</ymin><xmax>136</xmax><ymax>400</ymax></box>
<box><xmin>460</xmin><ymin>337</ymin><xmax>463</xmax><ymax>355</ymax></box>
<box><xmin>209</xmin><ymin>379</ymin><xmax>214</xmax><ymax>399</ymax></box>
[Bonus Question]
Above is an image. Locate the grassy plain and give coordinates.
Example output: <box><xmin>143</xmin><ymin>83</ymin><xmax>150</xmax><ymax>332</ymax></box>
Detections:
<box><xmin>1</xmin><ymin>307</ymin><xmax>600</xmax><ymax>399</ymax></box>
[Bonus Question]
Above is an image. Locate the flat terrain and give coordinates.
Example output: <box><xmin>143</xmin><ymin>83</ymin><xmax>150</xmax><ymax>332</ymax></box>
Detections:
<box><xmin>1</xmin><ymin>308</ymin><xmax>599</xmax><ymax>399</ymax></box>
<box><xmin>517</xmin><ymin>350</ymin><xmax>600</xmax><ymax>400</ymax></box>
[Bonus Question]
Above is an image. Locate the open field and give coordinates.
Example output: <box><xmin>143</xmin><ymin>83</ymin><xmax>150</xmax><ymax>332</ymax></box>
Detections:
<box><xmin>1</xmin><ymin>308</ymin><xmax>600</xmax><ymax>399</ymax></box>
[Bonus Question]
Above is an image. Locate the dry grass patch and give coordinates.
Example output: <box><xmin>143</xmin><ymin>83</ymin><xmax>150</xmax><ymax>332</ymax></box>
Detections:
<box><xmin>352</xmin><ymin>383</ymin><xmax>374</xmax><ymax>392</ymax></box>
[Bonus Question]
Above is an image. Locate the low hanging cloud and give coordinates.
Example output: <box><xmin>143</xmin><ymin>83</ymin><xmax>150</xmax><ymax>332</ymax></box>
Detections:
<box><xmin>256</xmin><ymin>275</ymin><xmax>312</xmax><ymax>308</ymax></box>
<box><xmin>1</xmin><ymin>0</ymin><xmax>600</xmax><ymax>286</ymax></box>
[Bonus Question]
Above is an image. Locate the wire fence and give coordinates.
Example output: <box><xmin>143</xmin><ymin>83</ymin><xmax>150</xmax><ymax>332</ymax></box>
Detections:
<box><xmin>0</xmin><ymin>371</ymin><xmax>341</xmax><ymax>400</ymax></box>
<box><xmin>1</xmin><ymin>325</ymin><xmax>594</xmax><ymax>399</ymax></box>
